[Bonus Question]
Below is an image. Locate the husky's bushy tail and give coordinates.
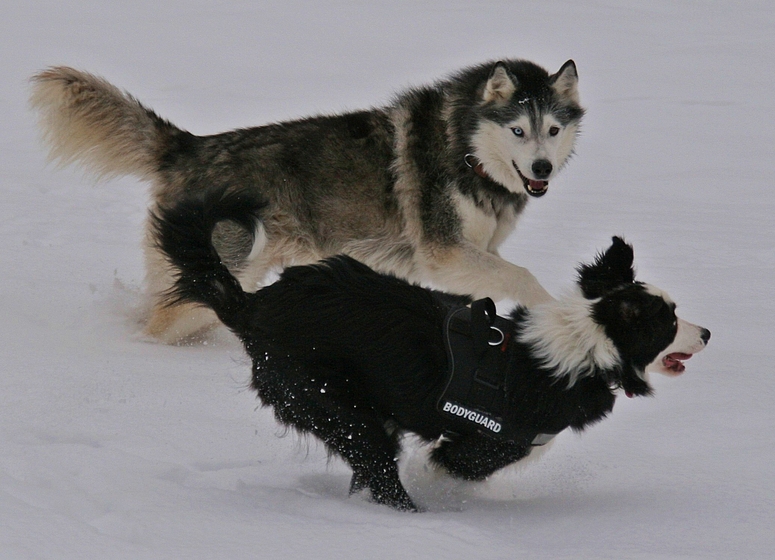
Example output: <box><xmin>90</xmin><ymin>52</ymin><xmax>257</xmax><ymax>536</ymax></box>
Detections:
<box><xmin>151</xmin><ymin>189</ymin><xmax>266</xmax><ymax>332</ymax></box>
<box><xmin>29</xmin><ymin>66</ymin><xmax>179</xmax><ymax>182</ymax></box>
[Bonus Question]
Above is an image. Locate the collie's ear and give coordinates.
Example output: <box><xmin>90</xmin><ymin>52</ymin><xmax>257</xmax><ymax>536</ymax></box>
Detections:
<box><xmin>577</xmin><ymin>236</ymin><xmax>635</xmax><ymax>299</ymax></box>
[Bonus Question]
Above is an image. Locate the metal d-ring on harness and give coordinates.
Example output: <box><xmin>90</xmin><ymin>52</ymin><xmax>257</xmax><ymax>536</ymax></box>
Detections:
<box><xmin>488</xmin><ymin>325</ymin><xmax>505</xmax><ymax>347</ymax></box>
<box><xmin>437</xmin><ymin>298</ymin><xmax>561</xmax><ymax>446</ymax></box>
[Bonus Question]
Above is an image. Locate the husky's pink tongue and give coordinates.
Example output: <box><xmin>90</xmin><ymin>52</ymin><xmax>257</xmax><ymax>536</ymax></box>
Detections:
<box><xmin>526</xmin><ymin>179</ymin><xmax>549</xmax><ymax>197</ymax></box>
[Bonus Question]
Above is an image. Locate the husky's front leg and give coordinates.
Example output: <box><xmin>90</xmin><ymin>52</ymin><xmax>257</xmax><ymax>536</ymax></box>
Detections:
<box><xmin>419</xmin><ymin>243</ymin><xmax>553</xmax><ymax>307</ymax></box>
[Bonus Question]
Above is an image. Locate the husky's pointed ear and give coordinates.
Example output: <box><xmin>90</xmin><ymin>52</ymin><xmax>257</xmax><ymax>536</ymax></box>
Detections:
<box><xmin>550</xmin><ymin>60</ymin><xmax>579</xmax><ymax>104</ymax></box>
<box><xmin>577</xmin><ymin>236</ymin><xmax>635</xmax><ymax>299</ymax></box>
<box><xmin>483</xmin><ymin>62</ymin><xmax>517</xmax><ymax>103</ymax></box>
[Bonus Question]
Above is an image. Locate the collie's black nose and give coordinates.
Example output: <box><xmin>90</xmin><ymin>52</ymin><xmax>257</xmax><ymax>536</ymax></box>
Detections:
<box><xmin>701</xmin><ymin>328</ymin><xmax>711</xmax><ymax>344</ymax></box>
<box><xmin>531</xmin><ymin>159</ymin><xmax>552</xmax><ymax>179</ymax></box>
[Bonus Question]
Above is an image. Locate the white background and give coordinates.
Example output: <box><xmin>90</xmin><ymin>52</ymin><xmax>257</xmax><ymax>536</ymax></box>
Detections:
<box><xmin>1</xmin><ymin>2</ymin><xmax>772</xmax><ymax>558</ymax></box>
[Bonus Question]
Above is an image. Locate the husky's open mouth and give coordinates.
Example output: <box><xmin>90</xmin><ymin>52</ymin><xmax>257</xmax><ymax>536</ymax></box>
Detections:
<box><xmin>663</xmin><ymin>352</ymin><xmax>693</xmax><ymax>375</ymax></box>
<box><xmin>513</xmin><ymin>162</ymin><xmax>549</xmax><ymax>197</ymax></box>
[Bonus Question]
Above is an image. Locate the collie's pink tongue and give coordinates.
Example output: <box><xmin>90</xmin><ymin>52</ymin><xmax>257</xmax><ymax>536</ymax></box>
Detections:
<box><xmin>669</xmin><ymin>353</ymin><xmax>693</xmax><ymax>361</ymax></box>
<box><xmin>664</xmin><ymin>353</ymin><xmax>693</xmax><ymax>375</ymax></box>
<box><xmin>626</xmin><ymin>353</ymin><xmax>694</xmax><ymax>398</ymax></box>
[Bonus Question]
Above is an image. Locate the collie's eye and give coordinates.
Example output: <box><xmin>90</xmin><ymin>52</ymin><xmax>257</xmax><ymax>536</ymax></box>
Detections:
<box><xmin>511</xmin><ymin>127</ymin><xmax>524</xmax><ymax>137</ymax></box>
<box><xmin>549</xmin><ymin>126</ymin><xmax>560</xmax><ymax>136</ymax></box>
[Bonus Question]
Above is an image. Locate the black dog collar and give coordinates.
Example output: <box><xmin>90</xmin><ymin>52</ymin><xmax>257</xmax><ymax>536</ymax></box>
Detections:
<box><xmin>438</xmin><ymin>298</ymin><xmax>560</xmax><ymax>446</ymax></box>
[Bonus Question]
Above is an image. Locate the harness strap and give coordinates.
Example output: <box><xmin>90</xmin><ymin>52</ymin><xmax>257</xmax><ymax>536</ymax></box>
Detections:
<box><xmin>438</xmin><ymin>298</ymin><xmax>563</xmax><ymax>446</ymax></box>
<box><xmin>531</xmin><ymin>433</ymin><xmax>557</xmax><ymax>446</ymax></box>
<box><xmin>438</xmin><ymin>299</ymin><xmax>514</xmax><ymax>436</ymax></box>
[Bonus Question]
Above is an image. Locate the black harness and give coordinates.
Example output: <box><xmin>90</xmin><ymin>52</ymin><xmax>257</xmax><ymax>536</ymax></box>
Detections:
<box><xmin>437</xmin><ymin>298</ymin><xmax>561</xmax><ymax>446</ymax></box>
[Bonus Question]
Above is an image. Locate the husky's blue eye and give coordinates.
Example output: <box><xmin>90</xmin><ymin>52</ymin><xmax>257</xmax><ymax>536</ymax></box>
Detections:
<box><xmin>549</xmin><ymin>126</ymin><xmax>560</xmax><ymax>136</ymax></box>
<box><xmin>511</xmin><ymin>127</ymin><xmax>524</xmax><ymax>137</ymax></box>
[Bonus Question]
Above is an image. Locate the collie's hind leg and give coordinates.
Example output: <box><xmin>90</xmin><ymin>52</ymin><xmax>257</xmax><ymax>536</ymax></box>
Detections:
<box><xmin>254</xmin><ymin>365</ymin><xmax>417</xmax><ymax>511</ymax></box>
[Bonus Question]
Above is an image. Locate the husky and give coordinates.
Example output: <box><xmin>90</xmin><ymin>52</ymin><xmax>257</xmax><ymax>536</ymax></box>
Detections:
<box><xmin>152</xmin><ymin>188</ymin><xmax>710</xmax><ymax>511</ymax></box>
<box><xmin>30</xmin><ymin>59</ymin><xmax>584</xmax><ymax>343</ymax></box>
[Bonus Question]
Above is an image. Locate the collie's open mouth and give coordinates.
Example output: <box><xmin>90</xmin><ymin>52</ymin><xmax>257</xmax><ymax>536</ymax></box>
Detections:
<box><xmin>663</xmin><ymin>352</ymin><xmax>693</xmax><ymax>375</ymax></box>
<box><xmin>513</xmin><ymin>162</ymin><xmax>549</xmax><ymax>197</ymax></box>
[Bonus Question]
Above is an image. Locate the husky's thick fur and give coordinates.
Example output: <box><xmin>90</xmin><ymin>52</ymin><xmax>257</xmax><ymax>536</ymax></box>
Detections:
<box><xmin>30</xmin><ymin>60</ymin><xmax>584</xmax><ymax>343</ymax></box>
<box><xmin>152</xmin><ymin>189</ymin><xmax>710</xmax><ymax>511</ymax></box>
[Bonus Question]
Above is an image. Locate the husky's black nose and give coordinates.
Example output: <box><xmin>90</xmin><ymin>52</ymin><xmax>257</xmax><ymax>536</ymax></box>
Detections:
<box><xmin>532</xmin><ymin>159</ymin><xmax>552</xmax><ymax>179</ymax></box>
<box><xmin>701</xmin><ymin>328</ymin><xmax>711</xmax><ymax>344</ymax></box>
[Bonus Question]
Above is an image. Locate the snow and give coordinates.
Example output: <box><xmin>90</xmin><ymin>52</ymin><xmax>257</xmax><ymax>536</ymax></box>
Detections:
<box><xmin>1</xmin><ymin>1</ymin><xmax>773</xmax><ymax>558</ymax></box>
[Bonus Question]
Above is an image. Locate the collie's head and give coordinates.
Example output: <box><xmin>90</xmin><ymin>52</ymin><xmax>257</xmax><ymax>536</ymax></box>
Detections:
<box><xmin>520</xmin><ymin>237</ymin><xmax>710</xmax><ymax>396</ymax></box>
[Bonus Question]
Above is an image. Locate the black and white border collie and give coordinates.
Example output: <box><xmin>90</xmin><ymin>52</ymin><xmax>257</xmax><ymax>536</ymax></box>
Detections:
<box><xmin>153</xmin><ymin>189</ymin><xmax>710</xmax><ymax>512</ymax></box>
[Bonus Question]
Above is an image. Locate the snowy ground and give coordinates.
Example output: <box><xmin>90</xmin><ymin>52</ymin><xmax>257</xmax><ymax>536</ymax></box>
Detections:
<box><xmin>1</xmin><ymin>1</ymin><xmax>773</xmax><ymax>558</ymax></box>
